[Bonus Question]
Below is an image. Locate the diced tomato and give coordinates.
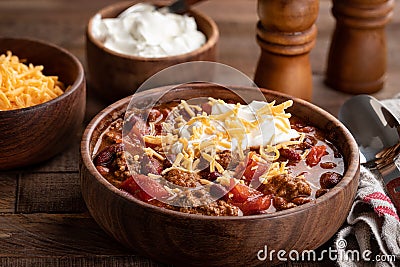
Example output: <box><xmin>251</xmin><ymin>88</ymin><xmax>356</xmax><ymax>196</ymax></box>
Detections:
<box><xmin>232</xmin><ymin>195</ymin><xmax>272</xmax><ymax>215</ymax></box>
<box><xmin>306</xmin><ymin>145</ymin><xmax>327</xmax><ymax>167</ymax></box>
<box><xmin>147</xmin><ymin>109</ymin><xmax>162</xmax><ymax>123</ymax></box>
<box><xmin>236</xmin><ymin>152</ymin><xmax>269</xmax><ymax>182</ymax></box>
<box><xmin>124</xmin><ymin>135</ymin><xmax>143</xmax><ymax>156</ymax></box>
<box><xmin>142</xmin><ymin>156</ymin><xmax>163</xmax><ymax>175</ymax></box>
<box><xmin>229</xmin><ymin>183</ymin><xmax>263</xmax><ymax>203</ymax></box>
<box><xmin>119</xmin><ymin>176</ymin><xmax>141</xmax><ymax>197</ymax></box>
<box><xmin>119</xmin><ymin>175</ymin><xmax>169</xmax><ymax>202</ymax></box>
<box><xmin>201</xmin><ymin>103</ymin><xmax>212</xmax><ymax>115</ymax></box>
<box><xmin>154</xmin><ymin>123</ymin><xmax>164</xmax><ymax>135</ymax></box>
<box><xmin>130</xmin><ymin>116</ymin><xmax>150</xmax><ymax>139</ymax></box>
<box><xmin>160</xmin><ymin>108</ymin><xmax>171</xmax><ymax>119</ymax></box>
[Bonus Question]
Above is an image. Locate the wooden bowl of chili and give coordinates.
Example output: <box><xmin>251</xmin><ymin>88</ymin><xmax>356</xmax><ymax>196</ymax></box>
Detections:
<box><xmin>80</xmin><ymin>83</ymin><xmax>359</xmax><ymax>266</ymax></box>
<box><xmin>0</xmin><ymin>37</ymin><xmax>86</xmax><ymax>170</ymax></box>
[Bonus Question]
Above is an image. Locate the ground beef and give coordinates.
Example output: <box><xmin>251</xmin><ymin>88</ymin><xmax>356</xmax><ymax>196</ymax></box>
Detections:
<box><xmin>104</xmin><ymin>118</ymin><xmax>123</xmax><ymax>143</ymax></box>
<box><xmin>216</xmin><ymin>150</ymin><xmax>231</xmax><ymax>169</ymax></box>
<box><xmin>179</xmin><ymin>200</ymin><xmax>239</xmax><ymax>216</ymax></box>
<box><xmin>164</xmin><ymin>169</ymin><xmax>200</xmax><ymax>187</ymax></box>
<box><xmin>262</xmin><ymin>174</ymin><xmax>312</xmax><ymax>199</ymax></box>
<box><xmin>262</xmin><ymin>174</ymin><xmax>312</xmax><ymax>210</ymax></box>
<box><xmin>113</xmin><ymin>151</ymin><xmax>140</xmax><ymax>180</ymax></box>
<box><xmin>216</xmin><ymin>150</ymin><xmax>240</xmax><ymax>170</ymax></box>
<box><xmin>273</xmin><ymin>196</ymin><xmax>297</xmax><ymax>211</ymax></box>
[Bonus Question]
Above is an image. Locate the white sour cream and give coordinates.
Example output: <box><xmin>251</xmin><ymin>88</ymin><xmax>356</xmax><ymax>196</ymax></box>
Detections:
<box><xmin>91</xmin><ymin>3</ymin><xmax>206</xmax><ymax>58</ymax></box>
<box><xmin>210</xmin><ymin>100</ymin><xmax>299</xmax><ymax>150</ymax></box>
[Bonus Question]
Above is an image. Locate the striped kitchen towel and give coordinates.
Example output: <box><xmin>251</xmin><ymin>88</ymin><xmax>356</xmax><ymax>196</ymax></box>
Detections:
<box><xmin>335</xmin><ymin>166</ymin><xmax>400</xmax><ymax>267</ymax></box>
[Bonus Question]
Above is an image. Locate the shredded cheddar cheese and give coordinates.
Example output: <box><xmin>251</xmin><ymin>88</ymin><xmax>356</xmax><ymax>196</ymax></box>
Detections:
<box><xmin>0</xmin><ymin>51</ymin><xmax>66</xmax><ymax>111</ymax></box>
<box><xmin>144</xmin><ymin>98</ymin><xmax>300</xmax><ymax>178</ymax></box>
<box><xmin>144</xmin><ymin>147</ymin><xmax>165</xmax><ymax>161</ymax></box>
<box><xmin>259</xmin><ymin>161</ymin><xmax>289</xmax><ymax>183</ymax></box>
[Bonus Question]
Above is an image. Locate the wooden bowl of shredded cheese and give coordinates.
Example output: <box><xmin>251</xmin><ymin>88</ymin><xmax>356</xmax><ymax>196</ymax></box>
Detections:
<box><xmin>0</xmin><ymin>37</ymin><xmax>85</xmax><ymax>170</ymax></box>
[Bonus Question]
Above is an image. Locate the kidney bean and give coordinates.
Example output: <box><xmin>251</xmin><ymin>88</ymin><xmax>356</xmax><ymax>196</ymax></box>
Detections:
<box><xmin>295</xmin><ymin>135</ymin><xmax>318</xmax><ymax>150</ymax></box>
<box><xmin>208</xmin><ymin>171</ymin><xmax>222</xmax><ymax>181</ymax></box>
<box><xmin>327</xmin><ymin>142</ymin><xmax>342</xmax><ymax>158</ymax></box>
<box><xmin>94</xmin><ymin>144</ymin><xmax>124</xmax><ymax>167</ymax></box>
<box><xmin>273</xmin><ymin>196</ymin><xmax>296</xmax><ymax>211</ymax></box>
<box><xmin>279</xmin><ymin>148</ymin><xmax>301</xmax><ymax>162</ymax></box>
<box><xmin>320</xmin><ymin>162</ymin><xmax>337</xmax><ymax>169</ymax></box>
<box><xmin>320</xmin><ymin>172</ymin><xmax>343</xmax><ymax>189</ymax></box>
<box><xmin>315</xmin><ymin>188</ymin><xmax>329</xmax><ymax>198</ymax></box>
<box><xmin>292</xmin><ymin>197</ymin><xmax>311</xmax><ymax>205</ymax></box>
<box><xmin>298</xmin><ymin>126</ymin><xmax>315</xmax><ymax>133</ymax></box>
<box><xmin>291</xmin><ymin>120</ymin><xmax>306</xmax><ymax>130</ymax></box>
<box><xmin>304</xmin><ymin>135</ymin><xmax>318</xmax><ymax>147</ymax></box>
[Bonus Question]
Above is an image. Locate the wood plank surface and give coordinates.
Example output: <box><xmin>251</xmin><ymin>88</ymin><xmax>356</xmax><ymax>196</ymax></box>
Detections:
<box><xmin>0</xmin><ymin>213</ymin><xmax>332</xmax><ymax>266</ymax></box>
<box><xmin>16</xmin><ymin>172</ymin><xmax>84</xmax><ymax>213</ymax></box>
<box><xmin>0</xmin><ymin>214</ymin><xmax>132</xmax><ymax>257</ymax></box>
<box><xmin>0</xmin><ymin>174</ymin><xmax>17</xmax><ymax>213</ymax></box>
<box><xmin>24</xmin><ymin>141</ymin><xmax>81</xmax><ymax>173</ymax></box>
<box><xmin>0</xmin><ymin>0</ymin><xmax>399</xmax><ymax>266</ymax></box>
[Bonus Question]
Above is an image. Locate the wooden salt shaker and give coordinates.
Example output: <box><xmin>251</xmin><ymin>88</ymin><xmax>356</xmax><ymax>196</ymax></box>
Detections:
<box><xmin>325</xmin><ymin>0</ymin><xmax>395</xmax><ymax>94</ymax></box>
<box><xmin>254</xmin><ymin>0</ymin><xmax>319</xmax><ymax>101</ymax></box>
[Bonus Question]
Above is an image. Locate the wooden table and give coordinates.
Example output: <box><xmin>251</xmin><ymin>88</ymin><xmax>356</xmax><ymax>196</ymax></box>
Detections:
<box><xmin>0</xmin><ymin>0</ymin><xmax>399</xmax><ymax>266</ymax></box>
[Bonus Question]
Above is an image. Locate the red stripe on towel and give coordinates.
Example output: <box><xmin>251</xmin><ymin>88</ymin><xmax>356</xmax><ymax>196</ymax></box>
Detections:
<box><xmin>363</xmin><ymin>192</ymin><xmax>392</xmax><ymax>204</ymax></box>
<box><xmin>374</xmin><ymin>206</ymin><xmax>400</xmax><ymax>221</ymax></box>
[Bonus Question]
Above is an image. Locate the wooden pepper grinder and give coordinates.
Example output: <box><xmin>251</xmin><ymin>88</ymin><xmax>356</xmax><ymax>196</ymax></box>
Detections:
<box><xmin>325</xmin><ymin>0</ymin><xmax>395</xmax><ymax>94</ymax></box>
<box><xmin>254</xmin><ymin>0</ymin><xmax>319</xmax><ymax>101</ymax></box>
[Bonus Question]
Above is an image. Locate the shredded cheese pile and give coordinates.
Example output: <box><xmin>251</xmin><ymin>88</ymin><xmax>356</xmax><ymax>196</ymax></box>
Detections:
<box><xmin>143</xmin><ymin>98</ymin><xmax>303</xmax><ymax>180</ymax></box>
<box><xmin>0</xmin><ymin>51</ymin><xmax>65</xmax><ymax>111</ymax></box>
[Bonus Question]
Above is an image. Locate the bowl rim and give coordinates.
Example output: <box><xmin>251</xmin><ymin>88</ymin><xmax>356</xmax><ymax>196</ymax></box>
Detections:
<box><xmin>81</xmin><ymin>85</ymin><xmax>360</xmax><ymax>221</ymax></box>
<box><xmin>0</xmin><ymin>37</ymin><xmax>85</xmax><ymax>114</ymax></box>
<box><xmin>86</xmin><ymin>0</ymin><xmax>219</xmax><ymax>62</ymax></box>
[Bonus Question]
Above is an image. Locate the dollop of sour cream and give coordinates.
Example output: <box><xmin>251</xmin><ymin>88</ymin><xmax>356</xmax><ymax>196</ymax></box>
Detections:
<box><xmin>210</xmin><ymin>100</ymin><xmax>299</xmax><ymax>149</ymax></box>
<box><xmin>170</xmin><ymin>99</ymin><xmax>299</xmax><ymax>158</ymax></box>
<box><xmin>91</xmin><ymin>3</ymin><xmax>206</xmax><ymax>58</ymax></box>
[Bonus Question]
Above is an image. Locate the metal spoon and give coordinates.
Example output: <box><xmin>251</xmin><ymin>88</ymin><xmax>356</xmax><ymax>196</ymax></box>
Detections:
<box><xmin>119</xmin><ymin>0</ymin><xmax>206</xmax><ymax>17</ymax></box>
<box><xmin>159</xmin><ymin>0</ymin><xmax>207</xmax><ymax>14</ymax></box>
<box><xmin>339</xmin><ymin>94</ymin><xmax>400</xmax><ymax>211</ymax></box>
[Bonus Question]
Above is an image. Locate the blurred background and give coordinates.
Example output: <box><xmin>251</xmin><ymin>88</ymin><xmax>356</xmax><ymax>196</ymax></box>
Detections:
<box><xmin>1</xmin><ymin>0</ymin><xmax>399</xmax><ymax>117</ymax></box>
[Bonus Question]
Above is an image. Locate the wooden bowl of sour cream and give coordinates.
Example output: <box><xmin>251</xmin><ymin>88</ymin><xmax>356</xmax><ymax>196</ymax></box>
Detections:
<box><xmin>86</xmin><ymin>0</ymin><xmax>219</xmax><ymax>103</ymax></box>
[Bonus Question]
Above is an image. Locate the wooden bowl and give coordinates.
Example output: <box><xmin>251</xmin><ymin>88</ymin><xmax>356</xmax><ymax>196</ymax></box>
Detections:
<box><xmin>80</xmin><ymin>84</ymin><xmax>359</xmax><ymax>266</ymax></box>
<box><xmin>0</xmin><ymin>38</ymin><xmax>86</xmax><ymax>170</ymax></box>
<box><xmin>86</xmin><ymin>0</ymin><xmax>219</xmax><ymax>103</ymax></box>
